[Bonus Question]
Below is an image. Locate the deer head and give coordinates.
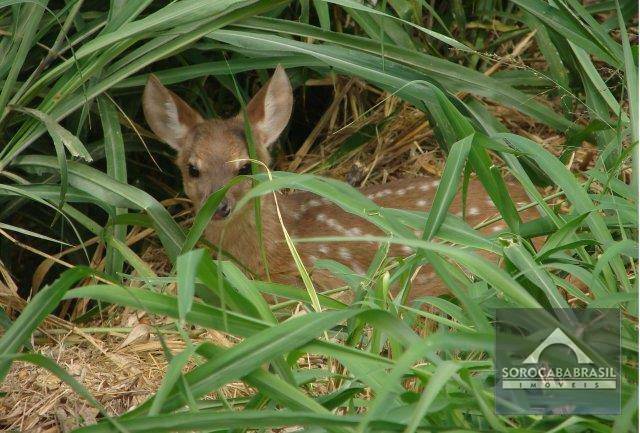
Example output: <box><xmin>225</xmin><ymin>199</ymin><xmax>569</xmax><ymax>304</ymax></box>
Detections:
<box><xmin>142</xmin><ymin>66</ymin><xmax>293</xmax><ymax>219</ymax></box>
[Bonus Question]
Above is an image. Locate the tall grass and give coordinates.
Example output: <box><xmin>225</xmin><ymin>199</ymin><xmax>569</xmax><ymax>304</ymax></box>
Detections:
<box><xmin>0</xmin><ymin>1</ymin><xmax>637</xmax><ymax>432</ymax></box>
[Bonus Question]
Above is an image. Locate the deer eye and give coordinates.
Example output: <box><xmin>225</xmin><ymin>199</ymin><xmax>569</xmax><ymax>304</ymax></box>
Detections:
<box><xmin>238</xmin><ymin>163</ymin><xmax>252</xmax><ymax>175</ymax></box>
<box><xmin>187</xmin><ymin>163</ymin><xmax>200</xmax><ymax>178</ymax></box>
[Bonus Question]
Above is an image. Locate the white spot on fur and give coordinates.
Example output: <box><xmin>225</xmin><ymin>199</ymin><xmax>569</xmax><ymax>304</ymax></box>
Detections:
<box><xmin>316</xmin><ymin>213</ymin><xmax>327</xmax><ymax>222</ymax></box>
<box><xmin>468</xmin><ymin>207</ymin><xmax>480</xmax><ymax>216</ymax></box>
<box><xmin>401</xmin><ymin>245</ymin><xmax>413</xmax><ymax>254</ymax></box>
<box><xmin>318</xmin><ymin>244</ymin><xmax>330</xmax><ymax>254</ymax></box>
<box><xmin>346</xmin><ymin>227</ymin><xmax>363</xmax><ymax>236</ymax></box>
<box><xmin>351</xmin><ymin>262</ymin><xmax>365</xmax><ymax>275</ymax></box>
<box><xmin>396</xmin><ymin>188</ymin><xmax>407</xmax><ymax>196</ymax></box>
<box><xmin>492</xmin><ymin>225</ymin><xmax>505</xmax><ymax>232</ymax></box>
<box><xmin>338</xmin><ymin>247</ymin><xmax>352</xmax><ymax>260</ymax></box>
<box><xmin>455</xmin><ymin>211</ymin><xmax>463</xmax><ymax>217</ymax></box>
<box><xmin>419</xmin><ymin>184</ymin><xmax>430</xmax><ymax>191</ymax></box>
<box><xmin>308</xmin><ymin>255</ymin><xmax>318</xmax><ymax>264</ymax></box>
<box><xmin>375</xmin><ymin>189</ymin><xmax>392</xmax><ymax>198</ymax></box>
<box><xmin>431</xmin><ymin>180</ymin><xmax>440</xmax><ymax>188</ymax></box>
<box><xmin>326</xmin><ymin>218</ymin><xmax>346</xmax><ymax>233</ymax></box>
<box><xmin>416</xmin><ymin>199</ymin><xmax>428</xmax><ymax>207</ymax></box>
<box><xmin>405</xmin><ymin>185</ymin><xmax>415</xmax><ymax>190</ymax></box>
<box><xmin>300</xmin><ymin>199</ymin><xmax>323</xmax><ymax>212</ymax></box>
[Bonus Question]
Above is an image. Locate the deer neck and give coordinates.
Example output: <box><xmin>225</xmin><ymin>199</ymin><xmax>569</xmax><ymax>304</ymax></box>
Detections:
<box><xmin>204</xmin><ymin>195</ymin><xmax>287</xmax><ymax>276</ymax></box>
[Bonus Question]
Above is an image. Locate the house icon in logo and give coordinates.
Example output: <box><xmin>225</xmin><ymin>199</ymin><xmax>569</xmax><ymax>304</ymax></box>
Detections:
<box><xmin>523</xmin><ymin>328</ymin><xmax>593</xmax><ymax>364</ymax></box>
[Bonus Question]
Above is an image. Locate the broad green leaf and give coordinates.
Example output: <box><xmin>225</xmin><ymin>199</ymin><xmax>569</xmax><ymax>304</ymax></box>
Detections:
<box><xmin>64</xmin><ymin>284</ymin><xmax>270</xmax><ymax>337</ymax></box>
<box><xmin>176</xmin><ymin>250</ymin><xmax>203</xmax><ymax>325</ymax></box>
<box><xmin>503</xmin><ymin>239</ymin><xmax>570</xmax><ymax>309</ymax></box>
<box><xmin>403</xmin><ymin>362</ymin><xmax>461</xmax><ymax>433</ymax></box>
<box><xmin>15</xmin><ymin>108</ymin><xmax>92</xmax><ymax>161</ymax></box>
<box><xmin>422</xmin><ymin>134</ymin><xmax>472</xmax><ymax>240</ymax></box>
<box><xmin>98</xmin><ymin>96</ymin><xmax>128</xmax><ymax>280</ymax></box>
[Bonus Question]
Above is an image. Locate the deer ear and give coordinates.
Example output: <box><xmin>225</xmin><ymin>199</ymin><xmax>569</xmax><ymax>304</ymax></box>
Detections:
<box><xmin>245</xmin><ymin>65</ymin><xmax>293</xmax><ymax>148</ymax></box>
<box><xmin>142</xmin><ymin>74</ymin><xmax>203</xmax><ymax>150</ymax></box>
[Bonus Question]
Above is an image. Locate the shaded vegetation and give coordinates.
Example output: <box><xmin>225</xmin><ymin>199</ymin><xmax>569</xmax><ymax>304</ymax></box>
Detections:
<box><xmin>0</xmin><ymin>1</ymin><xmax>637</xmax><ymax>432</ymax></box>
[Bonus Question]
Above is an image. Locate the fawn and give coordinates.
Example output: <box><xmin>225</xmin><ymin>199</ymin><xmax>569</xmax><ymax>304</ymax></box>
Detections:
<box><xmin>143</xmin><ymin>66</ymin><xmax>535</xmax><ymax>299</ymax></box>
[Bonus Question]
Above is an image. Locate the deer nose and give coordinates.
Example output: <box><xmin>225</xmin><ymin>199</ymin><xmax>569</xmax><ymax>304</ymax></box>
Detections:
<box><xmin>213</xmin><ymin>199</ymin><xmax>231</xmax><ymax>220</ymax></box>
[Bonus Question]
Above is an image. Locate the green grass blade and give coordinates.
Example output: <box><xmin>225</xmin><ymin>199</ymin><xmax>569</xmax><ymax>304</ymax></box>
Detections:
<box><xmin>64</xmin><ymin>284</ymin><xmax>271</xmax><ymax>337</ymax></box>
<box><xmin>128</xmin><ymin>309</ymin><xmax>361</xmax><ymax>415</ymax></box>
<box><xmin>13</xmin><ymin>155</ymin><xmax>185</xmax><ymax>261</ymax></box>
<box><xmin>234</xmin><ymin>17</ymin><xmax>575</xmax><ymax>131</ymax></box>
<box><xmin>498</xmin><ymin>133</ymin><xmax>631</xmax><ymax>292</ymax></box>
<box><xmin>0</xmin><ymin>267</ymin><xmax>91</xmax><ymax>379</ymax></box>
<box><xmin>402</xmin><ymin>361</ymin><xmax>461</xmax><ymax>433</ymax></box>
<box><xmin>98</xmin><ymin>96</ymin><xmax>128</xmax><ymax>279</ymax></box>
<box><xmin>503</xmin><ymin>239</ymin><xmax>570</xmax><ymax>309</ymax></box>
<box><xmin>0</xmin><ymin>3</ymin><xmax>45</xmax><ymax>119</ymax></box>
<box><xmin>148</xmin><ymin>345</ymin><xmax>196</xmax><ymax>416</ymax></box>
<box><xmin>422</xmin><ymin>134</ymin><xmax>472</xmax><ymax>240</ymax></box>
<box><xmin>176</xmin><ymin>250</ymin><xmax>203</xmax><ymax>325</ymax></box>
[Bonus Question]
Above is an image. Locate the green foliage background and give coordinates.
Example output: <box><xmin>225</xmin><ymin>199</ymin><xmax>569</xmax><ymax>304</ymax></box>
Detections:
<box><xmin>0</xmin><ymin>0</ymin><xmax>637</xmax><ymax>431</ymax></box>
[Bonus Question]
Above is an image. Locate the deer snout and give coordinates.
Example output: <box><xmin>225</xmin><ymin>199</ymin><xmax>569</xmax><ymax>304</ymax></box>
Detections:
<box><xmin>213</xmin><ymin>198</ymin><xmax>232</xmax><ymax>220</ymax></box>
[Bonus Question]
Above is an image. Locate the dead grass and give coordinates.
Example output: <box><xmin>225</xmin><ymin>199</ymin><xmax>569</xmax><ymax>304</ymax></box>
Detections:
<box><xmin>0</xmin><ymin>314</ymin><xmax>243</xmax><ymax>431</ymax></box>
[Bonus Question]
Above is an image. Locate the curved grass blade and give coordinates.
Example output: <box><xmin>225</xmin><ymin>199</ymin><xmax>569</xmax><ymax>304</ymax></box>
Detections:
<box><xmin>98</xmin><ymin>96</ymin><xmax>128</xmax><ymax>280</ymax></box>
<box><xmin>232</xmin><ymin>17</ymin><xmax>575</xmax><ymax>131</ymax></box>
<box><xmin>64</xmin><ymin>285</ymin><xmax>270</xmax><ymax>337</ymax></box>
<box><xmin>498</xmin><ymin>133</ymin><xmax>631</xmax><ymax>293</ymax></box>
<box><xmin>198</xmin><ymin>343</ymin><xmax>350</xmax><ymax>433</ymax></box>
<box><xmin>0</xmin><ymin>266</ymin><xmax>91</xmax><ymax>379</ymax></box>
<box><xmin>176</xmin><ymin>250</ymin><xmax>202</xmax><ymax>325</ymax></box>
<box><xmin>0</xmin><ymin>223</ymin><xmax>71</xmax><ymax>246</ymax></box>
<box><xmin>73</xmin><ymin>410</ymin><xmax>416</xmax><ymax>433</ymax></box>
<box><xmin>126</xmin><ymin>309</ymin><xmax>361</xmax><ymax>415</ymax></box>
<box><xmin>403</xmin><ymin>361</ymin><xmax>461</xmax><ymax>433</ymax></box>
<box><xmin>13</xmin><ymin>155</ymin><xmax>185</xmax><ymax>261</ymax></box>
<box><xmin>325</xmin><ymin>0</ymin><xmax>470</xmax><ymax>51</ymax></box>
<box><xmin>148</xmin><ymin>345</ymin><xmax>196</xmax><ymax>416</ymax></box>
<box><xmin>590</xmin><ymin>239</ymin><xmax>637</xmax><ymax>292</ymax></box>
<box><xmin>422</xmin><ymin>134</ymin><xmax>472</xmax><ymax>240</ymax></box>
<box><xmin>503</xmin><ymin>238</ymin><xmax>570</xmax><ymax>310</ymax></box>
